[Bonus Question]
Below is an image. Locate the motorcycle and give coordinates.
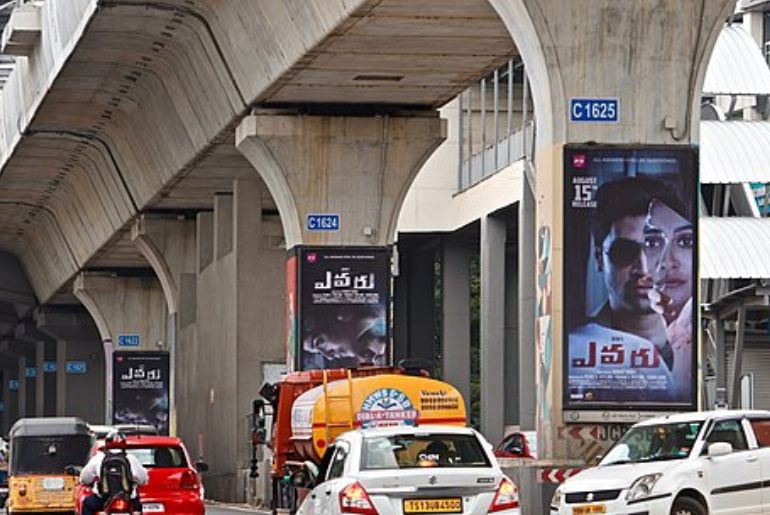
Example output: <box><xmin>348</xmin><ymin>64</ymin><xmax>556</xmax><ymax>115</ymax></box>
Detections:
<box><xmin>73</xmin><ymin>484</ymin><xmax>143</xmax><ymax>515</ymax></box>
<box><xmin>99</xmin><ymin>490</ymin><xmax>142</xmax><ymax>515</ymax></box>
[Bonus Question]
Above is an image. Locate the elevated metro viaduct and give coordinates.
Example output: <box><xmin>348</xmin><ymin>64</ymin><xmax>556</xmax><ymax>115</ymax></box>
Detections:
<box><xmin>0</xmin><ymin>0</ymin><xmax>734</xmax><ymax>504</ymax></box>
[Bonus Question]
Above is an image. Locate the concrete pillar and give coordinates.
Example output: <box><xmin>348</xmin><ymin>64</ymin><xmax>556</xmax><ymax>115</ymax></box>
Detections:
<box><xmin>480</xmin><ymin>214</ymin><xmax>506</xmax><ymax>445</ymax></box>
<box><xmin>407</xmin><ymin>248</ymin><xmax>436</xmax><ymax>363</ymax></box>
<box><xmin>236</xmin><ymin>112</ymin><xmax>446</xmax><ymax>248</ymax></box>
<box><xmin>73</xmin><ymin>272</ymin><xmax>167</xmax><ymax>423</ymax></box>
<box><xmin>2</xmin><ymin>370</ymin><xmax>8</xmax><ymax>433</ymax></box>
<box><xmin>36</xmin><ymin>307</ymin><xmax>102</xmax><ymax>420</ymax></box>
<box><xmin>487</xmin><ymin>0</ymin><xmax>734</xmax><ymax>458</ymax></box>
<box><xmin>215</xmin><ymin>194</ymin><xmax>234</xmax><ymax>260</ymax></box>
<box><xmin>17</xmin><ymin>356</ymin><xmax>26</xmax><ymax>419</ymax></box>
<box><xmin>234</xmin><ymin>178</ymin><xmax>285</xmax><ymax>480</ymax></box>
<box><xmin>442</xmin><ymin>239</ymin><xmax>471</xmax><ymax>413</ymax></box>
<box><xmin>518</xmin><ymin>182</ymin><xmax>536</xmax><ymax>429</ymax></box>
<box><xmin>5</xmin><ymin>369</ymin><xmax>15</xmax><ymax>431</ymax></box>
<box><xmin>504</xmin><ymin>232</ymin><xmax>519</xmax><ymax>427</ymax></box>
<box><xmin>186</xmin><ymin>178</ymin><xmax>285</xmax><ymax>502</ymax></box>
<box><xmin>132</xmin><ymin>214</ymin><xmax>198</xmax><ymax>437</ymax></box>
<box><xmin>56</xmin><ymin>341</ymin><xmax>67</xmax><ymax>416</ymax></box>
<box><xmin>35</xmin><ymin>341</ymin><xmax>44</xmax><ymax>417</ymax></box>
<box><xmin>197</xmin><ymin>213</ymin><xmax>214</xmax><ymax>273</ymax></box>
<box><xmin>730</xmin><ymin>307</ymin><xmax>747</xmax><ymax>408</ymax></box>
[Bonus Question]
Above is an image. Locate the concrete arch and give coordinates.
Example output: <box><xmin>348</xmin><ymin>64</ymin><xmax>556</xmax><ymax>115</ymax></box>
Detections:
<box><xmin>486</xmin><ymin>0</ymin><xmax>560</xmax><ymax>147</ymax></box>
<box><xmin>72</xmin><ymin>274</ymin><xmax>112</xmax><ymax>344</ymax></box>
<box><xmin>131</xmin><ymin>228</ymin><xmax>178</xmax><ymax>315</ymax></box>
<box><xmin>234</xmin><ymin>118</ymin><xmax>303</xmax><ymax>249</ymax></box>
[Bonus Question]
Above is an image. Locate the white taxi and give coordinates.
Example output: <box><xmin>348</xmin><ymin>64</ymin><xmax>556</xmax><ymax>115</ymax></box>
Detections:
<box><xmin>295</xmin><ymin>425</ymin><xmax>520</xmax><ymax>514</ymax></box>
<box><xmin>550</xmin><ymin>410</ymin><xmax>770</xmax><ymax>515</ymax></box>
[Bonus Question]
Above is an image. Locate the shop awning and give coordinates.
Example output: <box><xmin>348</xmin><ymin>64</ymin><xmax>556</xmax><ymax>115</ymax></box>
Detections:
<box><xmin>701</xmin><ymin>217</ymin><xmax>770</xmax><ymax>278</ymax></box>
<box><xmin>703</xmin><ymin>25</ymin><xmax>770</xmax><ymax>96</ymax></box>
<box><xmin>701</xmin><ymin>121</ymin><xmax>770</xmax><ymax>183</ymax></box>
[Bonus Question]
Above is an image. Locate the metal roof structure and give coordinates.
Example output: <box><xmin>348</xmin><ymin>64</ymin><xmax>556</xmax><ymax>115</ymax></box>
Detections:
<box><xmin>701</xmin><ymin>120</ymin><xmax>770</xmax><ymax>183</ymax></box>
<box><xmin>0</xmin><ymin>2</ymin><xmax>15</xmax><ymax>91</ymax></box>
<box><xmin>703</xmin><ymin>24</ymin><xmax>770</xmax><ymax>96</ymax></box>
<box><xmin>701</xmin><ymin>217</ymin><xmax>770</xmax><ymax>278</ymax></box>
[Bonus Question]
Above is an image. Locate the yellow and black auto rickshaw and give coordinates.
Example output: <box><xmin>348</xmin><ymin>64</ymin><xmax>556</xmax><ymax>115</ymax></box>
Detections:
<box><xmin>7</xmin><ymin>417</ymin><xmax>93</xmax><ymax>514</ymax></box>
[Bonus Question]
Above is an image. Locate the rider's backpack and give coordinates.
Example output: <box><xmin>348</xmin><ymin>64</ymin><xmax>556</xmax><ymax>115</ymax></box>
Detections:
<box><xmin>98</xmin><ymin>450</ymin><xmax>132</xmax><ymax>497</ymax></box>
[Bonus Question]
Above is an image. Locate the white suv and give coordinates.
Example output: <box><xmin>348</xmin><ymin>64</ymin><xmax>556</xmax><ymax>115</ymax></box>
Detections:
<box><xmin>551</xmin><ymin>410</ymin><xmax>770</xmax><ymax>515</ymax></box>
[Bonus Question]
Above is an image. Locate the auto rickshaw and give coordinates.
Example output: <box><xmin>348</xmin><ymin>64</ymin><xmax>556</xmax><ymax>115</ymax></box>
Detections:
<box><xmin>7</xmin><ymin>417</ymin><xmax>94</xmax><ymax>514</ymax></box>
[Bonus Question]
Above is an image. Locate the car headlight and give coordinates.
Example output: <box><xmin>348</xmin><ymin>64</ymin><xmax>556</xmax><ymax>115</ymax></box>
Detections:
<box><xmin>550</xmin><ymin>487</ymin><xmax>563</xmax><ymax>508</ymax></box>
<box><xmin>625</xmin><ymin>473</ymin><xmax>662</xmax><ymax>502</ymax></box>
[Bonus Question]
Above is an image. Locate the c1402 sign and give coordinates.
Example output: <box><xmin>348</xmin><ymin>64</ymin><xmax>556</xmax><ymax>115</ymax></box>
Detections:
<box><xmin>570</xmin><ymin>98</ymin><xmax>619</xmax><ymax>123</ymax></box>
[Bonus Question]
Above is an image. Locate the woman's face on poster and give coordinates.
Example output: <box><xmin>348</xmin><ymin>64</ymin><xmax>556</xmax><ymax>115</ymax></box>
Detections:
<box><xmin>644</xmin><ymin>199</ymin><xmax>694</xmax><ymax>314</ymax></box>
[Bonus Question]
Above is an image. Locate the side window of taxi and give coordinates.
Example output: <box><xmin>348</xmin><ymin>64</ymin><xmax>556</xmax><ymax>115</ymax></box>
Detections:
<box><xmin>705</xmin><ymin>419</ymin><xmax>749</xmax><ymax>451</ymax></box>
<box><xmin>326</xmin><ymin>443</ymin><xmax>349</xmax><ymax>481</ymax></box>
<box><xmin>749</xmin><ymin>419</ymin><xmax>770</xmax><ymax>448</ymax></box>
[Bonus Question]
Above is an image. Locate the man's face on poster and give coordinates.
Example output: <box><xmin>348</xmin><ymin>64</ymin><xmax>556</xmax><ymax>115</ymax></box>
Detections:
<box><xmin>598</xmin><ymin>215</ymin><xmax>654</xmax><ymax>315</ymax></box>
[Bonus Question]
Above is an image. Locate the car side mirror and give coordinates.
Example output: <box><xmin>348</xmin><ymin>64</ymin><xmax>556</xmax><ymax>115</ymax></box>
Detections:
<box><xmin>290</xmin><ymin>469</ymin><xmax>313</xmax><ymax>489</ymax></box>
<box><xmin>708</xmin><ymin>442</ymin><xmax>733</xmax><ymax>458</ymax></box>
<box><xmin>65</xmin><ymin>465</ymin><xmax>82</xmax><ymax>476</ymax></box>
<box><xmin>194</xmin><ymin>461</ymin><xmax>209</xmax><ymax>473</ymax></box>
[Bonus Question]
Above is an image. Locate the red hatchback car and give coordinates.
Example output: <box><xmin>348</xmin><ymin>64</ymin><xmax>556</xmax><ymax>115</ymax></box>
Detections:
<box><xmin>77</xmin><ymin>435</ymin><xmax>207</xmax><ymax>515</ymax></box>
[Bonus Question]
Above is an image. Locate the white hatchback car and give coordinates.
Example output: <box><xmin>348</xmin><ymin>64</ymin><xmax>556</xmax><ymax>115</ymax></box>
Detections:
<box><xmin>551</xmin><ymin>410</ymin><xmax>770</xmax><ymax>515</ymax></box>
<box><xmin>296</xmin><ymin>425</ymin><xmax>520</xmax><ymax>515</ymax></box>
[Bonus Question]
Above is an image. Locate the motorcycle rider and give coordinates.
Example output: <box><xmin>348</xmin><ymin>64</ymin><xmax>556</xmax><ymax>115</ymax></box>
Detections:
<box><xmin>79</xmin><ymin>430</ymin><xmax>148</xmax><ymax>515</ymax></box>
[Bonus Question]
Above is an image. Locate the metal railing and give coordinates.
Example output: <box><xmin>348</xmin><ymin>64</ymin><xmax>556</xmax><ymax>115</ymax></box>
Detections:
<box><xmin>457</xmin><ymin>58</ymin><xmax>534</xmax><ymax>191</ymax></box>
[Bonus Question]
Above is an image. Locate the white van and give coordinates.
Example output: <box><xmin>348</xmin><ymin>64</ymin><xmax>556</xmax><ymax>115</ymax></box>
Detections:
<box><xmin>550</xmin><ymin>410</ymin><xmax>770</xmax><ymax>515</ymax></box>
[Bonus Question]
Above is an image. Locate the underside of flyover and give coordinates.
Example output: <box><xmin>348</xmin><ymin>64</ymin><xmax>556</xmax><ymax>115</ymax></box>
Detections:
<box><xmin>0</xmin><ymin>0</ymin><xmax>516</xmax><ymax>302</ymax></box>
<box><xmin>0</xmin><ymin>0</ymin><xmax>520</xmax><ymax>503</ymax></box>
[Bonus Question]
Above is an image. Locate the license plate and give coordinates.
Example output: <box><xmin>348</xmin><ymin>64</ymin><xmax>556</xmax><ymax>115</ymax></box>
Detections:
<box><xmin>573</xmin><ymin>505</ymin><xmax>607</xmax><ymax>515</ymax></box>
<box><xmin>403</xmin><ymin>498</ymin><xmax>462</xmax><ymax>514</ymax></box>
<box><xmin>42</xmin><ymin>477</ymin><xmax>65</xmax><ymax>491</ymax></box>
<box><xmin>143</xmin><ymin>503</ymin><xmax>164</xmax><ymax>512</ymax></box>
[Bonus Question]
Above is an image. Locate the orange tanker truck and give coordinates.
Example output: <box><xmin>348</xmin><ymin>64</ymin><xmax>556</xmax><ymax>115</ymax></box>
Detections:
<box><xmin>250</xmin><ymin>363</ymin><xmax>467</xmax><ymax>513</ymax></box>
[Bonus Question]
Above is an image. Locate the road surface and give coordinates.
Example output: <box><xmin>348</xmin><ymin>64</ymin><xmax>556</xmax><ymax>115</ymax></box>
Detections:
<box><xmin>206</xmin><ymin>506</ymin><xmax>269</xmax><ymax>515</ymax></box>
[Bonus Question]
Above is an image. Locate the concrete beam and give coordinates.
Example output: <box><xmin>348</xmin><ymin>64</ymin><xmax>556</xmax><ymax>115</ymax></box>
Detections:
<box><xmin>236</xmin><ymin>112</ymin><xmax>446</xmax><ymax>247</ymax></box>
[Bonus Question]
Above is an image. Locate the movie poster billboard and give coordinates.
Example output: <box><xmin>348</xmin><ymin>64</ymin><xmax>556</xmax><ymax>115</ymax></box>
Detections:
<box><xmin>113</xmin><ymin>351</ymin><xmax>170</xmax><ymax>434</ymax></box>
<box><xmin>563</xmin><ymin>145</ymin><xmax>697</xmax><ymax>411</ymax></box>
<box><xmin>292</xmin><ymin>247</ymin><xmax>391</xmax><ymax>371</ymax></box>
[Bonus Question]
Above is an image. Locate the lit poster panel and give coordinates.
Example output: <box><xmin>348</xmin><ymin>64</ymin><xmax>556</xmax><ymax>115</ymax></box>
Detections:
<box><xmin>113</xmin><ymin>351</ymin><xmax>170</xmax><ymax>435</ymax></box>
<box><xmin>296</xmin><ymin>247</ymin><xmax>391</xmax><ymax>371</ymax></box>
<box><xmin>563</xmin><ymin>145</ymin><xmax>697</xmax><ymax>412</ymax></box>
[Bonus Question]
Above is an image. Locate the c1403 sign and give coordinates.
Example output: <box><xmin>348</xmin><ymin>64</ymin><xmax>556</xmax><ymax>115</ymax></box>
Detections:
<box><xmin>570</xmin><ymin>98</ymin><xmax>619</xmax><ymax>123</ymax></box>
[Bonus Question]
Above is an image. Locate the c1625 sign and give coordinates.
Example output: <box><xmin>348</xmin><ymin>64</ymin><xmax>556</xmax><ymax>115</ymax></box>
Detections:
<box><xmin>570</xmin><ymin>98</ymin><xmax>619</xmax><ymax>123</ymax></box>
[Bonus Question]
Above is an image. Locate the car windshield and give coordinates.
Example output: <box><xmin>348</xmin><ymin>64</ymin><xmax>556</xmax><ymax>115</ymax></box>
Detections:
<box><xmin>126</xmin><ymin>446</ymin><xmax>188</xmax><ymax>468</ymax></box>
<box><xmin>361</xmin><ymin>433</ymin><xmax>490</xmax><ymax>470</ymax></box>
<box><xmin>601</xmin><ymin>421</ymin><xmax>703</xmax><ymax>465</ymax></box>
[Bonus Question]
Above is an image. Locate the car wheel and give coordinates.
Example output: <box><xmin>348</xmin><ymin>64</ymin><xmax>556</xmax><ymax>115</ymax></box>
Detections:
<box><xmin>671</xmin><ymin>496</ymin><xmax>707</xmax><ymax>515</ymax></box>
